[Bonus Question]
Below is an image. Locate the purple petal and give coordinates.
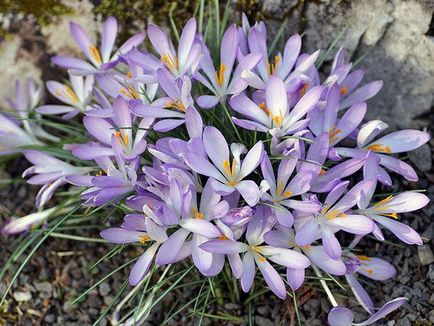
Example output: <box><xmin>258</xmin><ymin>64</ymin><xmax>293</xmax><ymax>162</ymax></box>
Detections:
<box><xmin>129</xmin><ymin>243</ymin><xmax>159</xmax><ymax>285</ymax></box>
<box><xmin>197</xmin><ymin>95</ymin><xmax>219</xmax><ymax>109</ymax></box>
<box><xmin>179</xmin><ymin>218</ymin><xmax>220</xmax><ymax>238</ymax></box>
<box><xmin>328</xmin><ymin>306</ymin><xmax>354</xmax><ymax>326</ymax></box>
<box><xmin>346</xmin><ymin>274</ymin><xmax>375</xmax><ymax>314</ymax></box>
<box><xmin>200</xmin><ymin>240</ymin><xmax>248</xmax><ymax>254</ymax></box>
<box><xmin>155</xmin><ymin>228</ymin><xmax>189</xmax><ymax>265</ymax></box>
<box><xmin>100</xmin><ymin>228</ymin><xmax>144</xmax><ymax>243</ymax></box>
<box><xmin>286</xmin><ymin>267</ymin><xmax>305</xmax><ymax>291</ymax></box>
<box><xmin>340</xmin><ymin>80</ymin><xmax>383</xmax><ymax>110</ymax></box>
<box><xmin>101</xmin><ymin>17</ymin><xmax>118</xmax><ymax>62</ymax></box>
<box><xmin>241</xmin><ymin>252</ymin><xmax>256</xmax><ymax>293</ymax></box>
<box><xmin>255</xmin><ymin>255</ymin><xmax>287</xmax><ymax>299</ymax></box>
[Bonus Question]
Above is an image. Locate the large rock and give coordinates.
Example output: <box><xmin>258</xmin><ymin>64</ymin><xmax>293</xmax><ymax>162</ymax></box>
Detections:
<box><xmin>260</xmin><ymin>0</ymin><xmax>434</xmax><ymax>129</ymax></box>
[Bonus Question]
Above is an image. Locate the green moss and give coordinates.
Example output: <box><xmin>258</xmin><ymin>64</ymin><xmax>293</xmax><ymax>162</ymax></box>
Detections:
<box><xmin>235</xmin><ymin>0</ymin><xmax>264</xmax><ymax>22</ymax></box>
<box><xmin>0</xmin><ymin>0</ymin><xmax>74</xmax><ymax>26</ymax></box>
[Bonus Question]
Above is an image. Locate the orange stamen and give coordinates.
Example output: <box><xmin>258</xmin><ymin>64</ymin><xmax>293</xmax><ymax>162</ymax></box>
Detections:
<box><xmin>161</xmin><ymin>53</ymin><xmax>178</xmax><ymax>71</ymax></box>
<box><xmin>340</xmin><ymin>86</ymin><xmax>349</xmax><ymax>95</ymax></box>
<box><xmin>366</xmin><ymin>144</ymin><xmax>392</xmax><ymax>153</ymax></box>
<box><xmin>88</xmin><ymin>45</ymin><xmax>102</xmax><ymax>64</ymax></box>
<box><xmin>215</xmin><ymin>63</ymin><xmax>227</xmax><ymax>87</ymax></box>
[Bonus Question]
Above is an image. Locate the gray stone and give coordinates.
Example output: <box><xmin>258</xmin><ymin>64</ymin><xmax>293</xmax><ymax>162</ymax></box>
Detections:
<box><xmin>98</xmin><ymin>282</ymin><xmax>111</xmax><ymax>297</ymax></box>
<box><xmin>409</xmin><ymin>144</ymin><xmax>432</xmax><ymax>173</ymax></box>
<box><xmin>35</xmin><ymin>281</ymin><xmax>52</xmax><ymax>296</ymax></box>
<box><xmin>13</xmin><ymin>291</ymin><xmax>32</xmax><ymax>302</ymax></box>
<box><xmin>255</xmin><ymin>316</ymin><xmax>274</xmax><ymax>326</ymax></box>
<box><xmin>418</xmin><ymin>245</ymin><xmax>434</xmax><ymax>266</ymax></box>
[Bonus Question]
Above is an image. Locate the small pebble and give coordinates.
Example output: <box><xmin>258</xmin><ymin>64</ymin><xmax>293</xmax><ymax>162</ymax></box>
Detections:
<box><xmin>417</xmin><ymin>245</ymin><xmax>434</xmax><ymax>266</ymax></box>
<box><xmin>13</xmin><ymin>291</ymin><xmax>32</xmax><ymax>302</ymax></box>
<box><xmin>98</xmin><ymin>282</ymin><xmax>111</xmax><ymax>296</ymax></box>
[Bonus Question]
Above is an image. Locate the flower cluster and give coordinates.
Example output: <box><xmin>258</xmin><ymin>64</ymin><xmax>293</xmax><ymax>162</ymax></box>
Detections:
<box><xmin>1</xmin><ymin>14</ymin><xmax>430</xmax><ymax>325</ymax></box>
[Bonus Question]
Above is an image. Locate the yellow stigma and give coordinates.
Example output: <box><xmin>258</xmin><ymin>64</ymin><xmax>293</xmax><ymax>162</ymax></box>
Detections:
<box><xmin>218</xmin><ymin>234</ymin><xmax>229</xmax><ymax>240</ymax></box>
<box><xmin>166</xmin><ymin>99</ymin><xmax>186</xmax><ymax>112</ymax></box>
<box><xmin>282</xmin><ymin>191</ymin><xmax>293</xmax><ymax>199</ymax></box>
<box><xmin>329</xmin><ymin>125</ymin><xmax>342</xmax><ymax>143</ymax></box>
<box><xmin>373</xmin><ymin>195</ymin><xmax>393</xmax><ymax>208</ymax></box>
<box><xmin>325</xmin><ymin>209</ymin><xmax>342</xmax><ymax>219</ymax></box>
<box><xmin>192</xmin><ymin>208</ymin><xmax>204</xmax><ymax>219</ymax></box>
<box><xmin>381</xmin><ymin>212</ymin><xmax>398</xmax><ymax>219</ymax></box>
<box><xmin>266</xmin><ymin>55</ymin><xmax>280</xmax><ymax>76</ymax></box>
<box><xmin>139</xmin><ymin>235</ymin><xmax>151</xmax><ymax>244</ymax></box>
<box><xmin>88</xmin><ymin>45</ymin><xmax>102</xmax><ymax>64</ymax></box>
<box><xmin>161</xmin><ymin>53</ymin><xmax>178</xmax><ymax>71</ymax></box>
<box><xmin>215</xmin><ymin>63</ymin><xmax>227</xmax><ymax>87</ymax></box>
<box><xmin>366</xmin><ymin>143</ymin><xmax>392</xmax><ymax>153</ymax></box>
<box><xmin>223</xmin><ymin>159</ymin><xmax>237</xmax><ymax>178</ymax></box>
<box><xmin>300</xmin><ymin>83</ymin><xmax>309</xmax><ymax>97</ymax></box>
<box><xmin>257</xmin><ymin>255</ymin><xmax>266</xmax><ymax>263</ymax></box>
<box><xmin>120</xmin><ymin>86</ymin><xmax>139</xmax><ymax>99</ymax></box>
<box><xmin>271</xmin><ymin>112</ymin><xmax>283</xmax><ymax>127</ymax></box>
<box><xmin>258</xmin><ymin>102</ymin><xmax>270</xmax><ymax>115</ymax></box>
<box><xmin>96</xmin><ymin>170</ymin><xmax>104</xmax><ymax>176</ymax></box>
<box><xmin>340</xmin><ymin>86</ymin><xmax>349</xmax><ymax>95</ymax></box>
<box><xmin>356</xmin><ymin>255</ymin><xmax>371</xmax><ymax>261</ymax></box>
<box><xmin>127</xmin><ymin>70</ymin><xmax>133</xmax><ymax>78</ymax></box>
<box><xmin>65</xmin><ymin>85</ymin><xmax>79</xmax><ymax>103</ymax></box>
<box><xmin>115</xmin><ymin>130</ymin><xmax>129</xmax><ymax>147</ymax></box>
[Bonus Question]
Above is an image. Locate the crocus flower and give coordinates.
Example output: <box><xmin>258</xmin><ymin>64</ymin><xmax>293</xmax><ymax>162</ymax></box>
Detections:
<box><xmin>2</xmin><ymin>207</ymin><xmax>56</xmax><ymax>235</ymax></box>
<box><xmin>52</xmin><ymin>17</ymin><xmax>145</xmax><ymax>75</ymax></box>
<box><xmin>201</xmin><ymin>207</ymin><xmax>311</xmax><ymax>298</ymax></box>
<box><xmin>156</xmin><ymin>180</ymin><xmax>229</xmax><ymax>276</ymax></box>
<box><xmin>22</xmin><ymin>150</ymin><xmax>93</xmax><ymax>208</ymax></box>
<box><xmin>265</xmin><ymin>226</ymin><xmax>346</xmax><ymax>290</ymax></box>
<box><xmin>324</xmin><ymin>47</ymin><xmax>383</xmax><ymax>111</ymax></box>
<box><xmin>71</xmin><ymin>96</ymin><xmax>149</xmax><ymax>160</ymax></box>
<box><xmin>132</xmin><ymin>69</ymin><xmax>195</xmax><ymax>132</ymax></box>
<box><xmin>37</xmin><ymin>73</ymin><xmax>94</xmax><ymax>119</ymax></box>
<box><xmin>295</xmin><ymin>180</ymin><xmax>375</xmax><ymax>259</ymax></box>
<box><xmin>0</xmin><ymin>113</ymin><xmax>42</xmax><ymax>156</ymax></box>
<box><xmin>147</xmin><ymin>18</ymin><xmax>201</xmax><ymax>78</ymax></box>
<box><xmin>3</xmin><ymin>79</ymin><xmax>59</xmax><ymax>143</ymax></box>
<box><xmin>101</xmin><ymin>215</ymin><xmax>172</xmax><ymax>285</ymax></box>
<box><xmin>308</xmin><ymin>83</ymin><xmax>367</xmax><ymax>160</ymax></box>
<box><xmin>195</xmin><ymin>25</ymin><xmax>261</xmax><ymax>108</ymax></box>
<box><xmin>260</xmin><ymin>154</ymin><xmax>320</xmax><ymax>227</ymax></box>
<box><xmin>344</xmin><ymin>254</ymin><xmax>397</xmax><ymax>314</ymax></box>
<box><xmin>241</xmin><ymin>25</ymin><xmax>319</xmax><ymax>89</ymax></box>
<box><xmin>184</xmin><ymin>126</ymin><xmax>264</xmax><ymax>206</ymax></box>
<box><xmin>328</xmin><ymin>298</ymin><xmax>407</xmax><ymax>326</ymax></box>
<box><xmin>356</xmin><ymin>182</ymin><xmax>429</xmax><ymax>245</ymax></box>
<box><xmin>336</xmin><ymin>121</ymin><xmax>430</xmax><ymax>184</ymax></box>
<box><xmin>80</xmin><ymin>138</ymin><xmax>141</xmax><ymax>206</ymax></box>
<box><xmin>230</xmin><ymin>75</ymin><xmax>321</xmax><ymax>135</ymax></box>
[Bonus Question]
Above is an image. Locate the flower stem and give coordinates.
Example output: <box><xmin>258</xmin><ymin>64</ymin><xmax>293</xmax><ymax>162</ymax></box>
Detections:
<box><xmin>312</xmin><ymin>265</ymin><xmax>338</xmax><ymax>307</ymax></box>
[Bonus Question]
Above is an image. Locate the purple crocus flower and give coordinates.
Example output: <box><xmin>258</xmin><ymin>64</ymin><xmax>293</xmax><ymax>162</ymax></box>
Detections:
<box><xmin>324</xmin><ymin>47</ymin><xmax>383</xmax><ymax>111</ymax></box>
<box><xmin>156</xmin><ymin>180</ymin><xmax>229</xmax><ymax>276</ymax></box>
<box><xmin>71</xmin><ymin>96</ymin><xmax>149</xmax><ymax>160</ymax></box>
<box><xmin>240</xmin><ymin>25</ymin><xmax>319</xmax><ymax>89</ymax></box>
<box><xmin>336</xmin><ymin>121</ymin><xmax>430</xmax><ymax>184</ymax></box>
<box><xmin>308</xmin><ymin>83</ymin><xmax>367</xmax><ymax>160</ymax></box>
<box><xmin>355</xmin><ymin>179</ymin><xmax>429</xmax><ymax>245</ymax></box>
<box><xmin>101</xmin><ymin>215</ymin><xmax>171</xmax><ymax>285</ymax></box>
<box><xmin>0</xmin><ymin>113</ymin><xmax>42</xmax><ymax>155</ymax></box>
<box><xmin>264</xmin><ymin>226</ymin><xmax>346</xmax><ymax>291</ymax></box>
<box><xmin>52</xmin><ymin>17</ymin><xmax>145</xmax><ymax>75</ymax></box>
<box><xmin>230</xmin><ymin>75</ymin><xmax>321</xmax><ymax>135</ymax></box>
<box><xmin>132</xmin><ymin>69</ymin><xmax>195</xmax><ymax>132</ymax></box>
<box><xmin>195</xmin><ymin>25</ymin><xmax>261</xmax><ymax>108</ymax></box>
<box><xmin>201</xmin><ymin>207</ymin><xmax>311</xmax><ymax>298</ymax></box>
<box><xmin>344</xmin><ymin>254</ymin><xmax>397</xmax><ymax>314</ymax></box>
<box><xmin>147</xmin><ymin>18</ymin><xmax>201</xmax><ymax>78</ymax></box>
<box><xmin>295</xmin><ymin>180</ymin><xmax>375</xmax><ymax>259</ymax></box>
<box><xmin>37</xmin><ymin>73</ymin><xmax>94</xmax><ymax>119</ymax></box>
<box><xmin>22</xmin><ymin>150</ymin><xmax>92</xmax><ymax>208</ymax></box>
<box><xmin>260</xmin><ymin>154</ymin><xmax>320</xmax><ymax>227</ymax></box>
<box><xmin>3</xmin><ymin>79</ymin><xmax>59</xmax><ymax>144</ymax></box>
<box><xmin>328</xmin><ymin>297</ymin><xmax>407</xmax><ymax>326</ymax></box>
<box><xmin>2</xmin><ymin>207</ymin><xmax>57</xmax><ymax>235</ymax></box>
<box><xmin>80</xmin><ymin>139</ymin><xmax>141</xmax><ymax>206</ymax></box>
<box><xmin>184</xmin><ymin>126</ymin><xmax>264</xmax><ymax>206</ymax></box>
